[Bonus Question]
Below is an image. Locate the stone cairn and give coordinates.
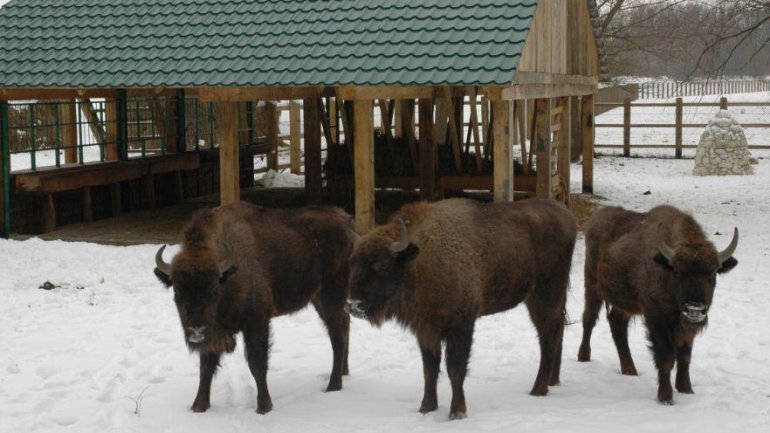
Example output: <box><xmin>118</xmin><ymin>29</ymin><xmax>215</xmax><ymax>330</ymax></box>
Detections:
<box><xmin>693</xmin><ymin>109</ymin><xmax>753</xmax><ymax>176</ymax></box>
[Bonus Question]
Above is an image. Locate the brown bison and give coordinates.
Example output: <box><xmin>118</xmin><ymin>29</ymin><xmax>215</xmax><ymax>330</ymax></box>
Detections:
<box><xmin>578</xmin><ymin>205</ymin><xmax>738</xmax><ymax>404</ymax></box>
<box><xmin>154</xmin><ymin>201</ymin><xmax>353</xmax><ymax>414</ymax></box>
<box><xmin>345</xmin><ymin>198</ymin><xmax>577</xmax><ymax>419</ymax></box>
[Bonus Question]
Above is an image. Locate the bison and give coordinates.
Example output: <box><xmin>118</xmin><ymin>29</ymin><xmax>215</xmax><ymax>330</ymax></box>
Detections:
<box><xmin>154</xmin><ymin>201</ymin><xmax>353</xmax><ymax>414</ymax></box>
<box><xmin>345</xmin><ymin>198</ymin><xmax>577</xmax><ymax>419</ymax></box>
<box><xmin>577</xmin><ymin>205</ymin><xmax>738</xmax><ymax>404</ymax></box>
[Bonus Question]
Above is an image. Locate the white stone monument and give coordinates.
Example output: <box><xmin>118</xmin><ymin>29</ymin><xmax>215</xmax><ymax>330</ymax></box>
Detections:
<box><xmin>693</xmin><ymin>109</ymin><xmax>753</xmax><ymax>176</ymax></box>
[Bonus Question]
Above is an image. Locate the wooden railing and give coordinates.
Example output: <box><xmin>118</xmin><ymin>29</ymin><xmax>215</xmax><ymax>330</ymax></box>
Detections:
<box><xmin>637</xmin><ymin>79</ymin><xmax>770</xmax><ymax>99</ymax></box>
<box><xmin>595</xmin><ymin>97</ymin><xmax>770</xmax><ymax>158</ymax></box>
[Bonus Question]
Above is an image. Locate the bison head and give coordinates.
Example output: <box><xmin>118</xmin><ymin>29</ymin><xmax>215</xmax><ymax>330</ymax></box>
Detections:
<box><xmin>653</xmin><ymin>227</ymin><xmax>739</xmax><ymax>325</ymax></box>
<box><xmin>154</xmin><ymin>244</ymin><xmax>237</xmax><ymax>347</ymax></box>
<box><xmin>345</xmin><ymin>219</ymin><xmax>419</xmax><ymax>325</ymax></box>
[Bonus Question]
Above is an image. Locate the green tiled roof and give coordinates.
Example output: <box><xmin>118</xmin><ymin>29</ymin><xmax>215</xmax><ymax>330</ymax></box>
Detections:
<box><xmin>0</xmin><ymin>0</ymin><xmax>537</xmax><ymax>88</ymax></box>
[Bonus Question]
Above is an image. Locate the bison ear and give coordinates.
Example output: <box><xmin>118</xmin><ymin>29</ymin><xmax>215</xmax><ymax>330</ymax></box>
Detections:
<box><xmin>718</xmin><ymin>256</ymin><xmax>738</xmax><ymax>274</ymax></box>
<box><xmin>154</xmin><ymin>268</ymin><xmax>172</xmax><ymax>288</ymax></box>
<box><xmin>219</xmin><ymin>265</ymin><xmax>238</xmax><ymax>284</ymax></box>
<box><xmin>395</xmin><ymin>243</ymin><xmax>419</xmax><ymax>264</ymax></box>
<box><xmin>653</xmin><ymin>253</ymin><xmax>673</xmax><ymax>270</ymax></box>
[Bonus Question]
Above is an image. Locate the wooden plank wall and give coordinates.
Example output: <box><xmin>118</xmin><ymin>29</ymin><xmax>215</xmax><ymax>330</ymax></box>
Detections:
<box><xmin>518</xmin><ymin>0</ymin><xmax>598</xmax><ymax>76</ymax></box>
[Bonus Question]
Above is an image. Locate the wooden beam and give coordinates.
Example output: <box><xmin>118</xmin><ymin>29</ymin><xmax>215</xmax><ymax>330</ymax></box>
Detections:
<box><xmin>199</xmin><ymin>86</ymin><xmax>328</xmax><ymax>102</ymax></box>
<box><xmin>469</xmin><ymin>89</ymin><xmax>483</xmax><ymax>172</ymax></box>
<box><xmin>337</xmin><ymin>86</ymin><xmax>433</xmax><ymax>101</ymax></box>
<box><xmin>418</xmin><ymin>98</ymin><xmax>435</xmax><ymax>200</ymax></box>
<box><xmin>581</xmin><ymin>94</ymin><xmax>594</xmax><ymax>194</ymax></box>
<box><xmin>353</xmin><ymin>100</ymin><xmax>375</xmax><ymax>234</ymax></box>
<box><xmin>400</xmin><ymin>99</ymin><xmax>418</xmax><ymax>172</ymax></box>
<box><xmin>493</xmin><ymin>100</ymin><xmax>512</xmax><ymax>202</ymax></box>
<box><xmin>82</xmin><ymin>187</ymin><xmax>93</xmax><ymax>222</ymax></box>
<box><xmin>534</xmin><ymin>98</ymin><xmax>552</xmax><ymax>199</ymax></box>
<box><xmin>433</xmin><ymin>97</ymin><xmax>448</xmax><ymax>146</ymax></box>
<box><xmin>0</xmin><ymin>88</ymin><xmax>118</xmax><ymax>101</ymax></box>
<box><xmin>512</xmin><ymin>72</ymin><xmax>598</xmax><ymax>86</ymax></box>
<box><xmin>265</xmin><ymin>102</ymin><xmax>279</xmax><ymax>169</ymax></box>
<box><xmin>217</xmin><ymin>102</ymin><xmax>240</xmax><ymax>204</ymax></box>
<box><xmin>289</xmin><ymin>101</ymin><xmax>301</xmax><ymax>174</ymax></box>
<box><xmin>303</xmin><ymin>96</ymin><xmax>323</xmax><ymax>204</ymax></box>
<box><xmin>443</xmin><ymin>92</ymin><xmax>463</xmax><ymax>173</ymax></box>
<box><xmin>502</xmin><ymin>83</ymin><xmax>597</xmax><ymax>100</ymax></box>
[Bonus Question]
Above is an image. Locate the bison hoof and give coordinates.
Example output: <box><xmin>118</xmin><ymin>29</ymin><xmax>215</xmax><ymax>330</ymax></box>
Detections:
<box><xmin>419</xmin><ymin>401</ymin><xmax>438</xmax><ymax>414</ymax></box>
<box><xmin>325</xmin><ymin>382</ymin><xmax>342</xmax><ymax>392</ymax></box>
<box><xmin>621</xmin><ymin>367</ymin><xmax>638</xmax><ymax>376</ymax></box>
<box><xmin>658</xmin><ymin>398</ymin><xmax>675</xmax><ymax>406</ymax></box>
<box><xmin>577</xmin><ymin>348</ymin><xmax>591</xmax><ymax>362</ymax></box>
<box><xmin>256</xmin><ymin>399</ymin><xmax>273</xmax><ymax>415</ymax></box>
<box><xmin>191</xmin><ymin>401</ymin><xmax>210</xmax><ymax>413</ymax></box>
<box><xmin>529</xmin><ymin>387</ymin><xmax>549</xmax><ymax>397</ymax></box>
<box><xmin>448</xmin><ymin>411</ymin><xmax>467</xmax><ymax>420</ymax></box>
<box><xmin>677</xmin><ymin>387</ymin><xmax>694</xmax><ymax>394</ymax></box>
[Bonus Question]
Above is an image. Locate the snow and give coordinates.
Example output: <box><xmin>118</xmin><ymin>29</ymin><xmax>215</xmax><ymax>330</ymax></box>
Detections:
<box><xmin>3</xmin><ymin>96</ymin><xmax>770</xmax><ymax>432</ymax></box>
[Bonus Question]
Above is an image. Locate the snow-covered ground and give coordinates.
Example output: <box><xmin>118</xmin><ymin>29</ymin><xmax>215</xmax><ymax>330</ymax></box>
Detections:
<box><xmin>2</xmin><ymin>99</ymin><xmax>770</xmax><ymax>432</ymax></box>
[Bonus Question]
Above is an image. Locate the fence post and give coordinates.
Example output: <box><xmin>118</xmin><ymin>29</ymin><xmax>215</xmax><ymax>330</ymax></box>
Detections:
<box><xmin>289</xmin><ymin>101</ymin><xmax>301</xmax><ymax>174</ymax></box>
<box><xmin>675</xmin><ymin>97</ymin><xmax>683</xmax><ymax>159</ymax></box>
<box><xmin>1</xmin><ymin>99</ymin><xmax>10</xmax><ymax>237</ymax></box>
<box><xmin>720</xmin><ymin>97</ymin><xmax>728</xmax><ymax>110</ymax></box>
<box><xmin>623</xmin><ymin>97</ymin><xmax>631</xmax><ymax>157</ymax></box>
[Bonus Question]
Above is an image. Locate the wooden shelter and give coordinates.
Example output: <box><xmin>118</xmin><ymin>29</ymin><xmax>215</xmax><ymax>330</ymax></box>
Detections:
<box><xmin>0</xmin><ymin>0</ymin><xmax>603</xmax><ymax>237</ymax></box>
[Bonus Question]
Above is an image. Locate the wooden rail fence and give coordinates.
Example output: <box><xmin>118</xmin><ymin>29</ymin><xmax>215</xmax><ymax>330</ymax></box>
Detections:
<box><xmin>595</xmin><ymin>97</ymin><xmax>770</xmax><ymax>158</ymax></box>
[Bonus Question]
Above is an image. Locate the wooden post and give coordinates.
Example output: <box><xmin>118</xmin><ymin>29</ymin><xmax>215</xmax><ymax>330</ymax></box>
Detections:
<box><xmin>61</xmin><ymin>100</ymin><xmax>78</xmax><ymax>164</ymax></box>
<box><xmin>581</xmin><ymin>94</ymin><xmax>595</xmax><ymax>194</ymax></box>
<box><xmin>393</xmin><ymin>101</ymin><xmax>403</xmax><ymax>139</ymax></box>
<box><xmin>720</xmin><ymin>97</ymin><xmax>728</xmax><ymax>110</ymax></box>
<box><xmin>493</xmin><ymin>100</ymin><xmax>512</xmax><ymax>202</ymax></box>
<box><xmin>400</xmin><ymin>99</ymin><xmax>418</xmax><ymax>172</ymax></box>
<box><xmin>433</xmin><ymin>97</ymin><xmax>448</xmax><ymax>146</ymax></box>
<box><xmin>217</xmin><ymin>102</ymin><xmax>240</xmax><ymax>205</ymax></box>
<box><xmin>354</xmin><ymin>100</ymin><xmax>375</xmax><ymax>234</ymax></box>
<box><xmin>534</xmin><ymin>98</ymin><xmax>551</xmax><ymax>199</ymax></box>
<box><xmin>623</xmin><ymin>97</ymin><xmax>631</xmax><ymax>157</ymax></box>
<box><xmin>418</xmin><ymin>97</ymin><xmax>435</xmax><ymax>200</ymax></box>
<box><xmin>110</xmin><ymin>183</ymin><xmax>122</xmax><ymax>217</ymax></box>
<box><xmin>0</xmin><ymin>98</ymin><xmax>9</xmax><ymax>237</ymax></box>
<box><xmin>444</xmin><ymin>92</ymin><xmax>463</xmax><ymax>173</ymax></box>
<box><xmin>569</xmin><ymin>96</ymin><xmax>581</xmax><ymax>162</ymax></box>
<box><xmin>289</xmin><ymin>101</ymin><xmax>301</xmax><ymax>174</ymax></box>
<box><xmin>675</xmin><ymin>97</ymin><xmax>683</xmax><ymax>159</ymax></box>
<box><xmin>266</xmin><ymin>102</ymin><xmax>278</xmax><ymax>170</ymax></box>
<box><xmin>43</xmin><ymin>194</ymin><xmax>56</xmax><ymax>233</ymax></box>
<box><xmin>82</xmin><ymin>187</ymin><xmax>93</xmax><ymax>222</ymax></box>
<box><xmin>303</xmin><ymin>96</ymin><xmax>323</xmax><ymax>204</ymax></box>
<box><xmin>556</xmin><ymin>97</ymin><xmax>571</xmax><ymax>207</ymax></box>
<box><xmin>105</xmin><ymin>98</ymin><xmax>119</xmax><ymax>161</ymax></box>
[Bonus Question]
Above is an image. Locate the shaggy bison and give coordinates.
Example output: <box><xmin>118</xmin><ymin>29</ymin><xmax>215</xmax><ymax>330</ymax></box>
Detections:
<box><xmin>345</xmin><ymin>198</ymin><xmax>577</xmax><ymax>419</ymax></box>
<box><xmin>154</xmin><ymin>202</ymin><xmax>353</xmax><ymax>414</ymax></box>
<box><xmin>578</xmin><ymin>205</ymin><xmax>738</xmax><ymax>404</ymax></box>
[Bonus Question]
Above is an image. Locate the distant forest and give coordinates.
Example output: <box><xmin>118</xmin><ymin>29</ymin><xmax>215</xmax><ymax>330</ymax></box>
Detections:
<box><xmin>600</xmin><ymin>0</ymin><xmax>770</xmax><ymax>78</ymax></box>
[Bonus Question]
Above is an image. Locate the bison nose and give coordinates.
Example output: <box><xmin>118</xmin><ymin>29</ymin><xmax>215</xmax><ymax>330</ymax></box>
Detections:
<box><xmin>187</xmin><ymin>326</ymin><xmax>207</xmax><ymax>344</ymax></box>
<box><xmin>344</xmin><ymin>300</ymin><xmax>367</xmax><ymax>319</ymax></box>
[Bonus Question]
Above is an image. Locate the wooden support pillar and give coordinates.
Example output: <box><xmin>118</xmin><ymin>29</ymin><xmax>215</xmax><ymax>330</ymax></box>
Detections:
<box><xmin>493</xmin><ymin>100</ymin><xmax>512</xmax><ymax>202</ymax></box>
<box><xmin>289</xmin><ymin>101</ymin><xmax>301</xmax><ymax>174</ymax></box>
<box><xmin>674</xmin><ymin>97</ymin><xmax>683</xmax><ymax>159</ymax></box>
<box><xmin>569</xmin><ymin>96</ymin><xmax>582</xmax><ymax>162</ymax></box>
<box><xmin>514</xmin><ymin>100</ymin><xmax>528</xmax><ymax>174</ymax></box>
<box><xmin>556</xmin><ymin>97</ymin><xmax>571</xmax><ymax>207</ymax></box>
<box><xmin>266</xmin><ymin>102</ymin><xmax>279</xmax><ymax>169</ymax></box>
<box><xmin>105</xmin><ymin>99</ymin><xmax>119</xmax><ymax>161</ymax></box>
<box><xmin>353</xmin><ymin>100</ymin><xmax>375</xmax><ymax>234</ymax></box>
<box><xmin>623</xmin><ymin>97</ymin><xmax>631</xmax><ymax>157</ymax></box>
<box><xmin>393</xmin><ymin>101</ymin><xmax>403</xmax><ymax>139</ymax></box>
<box><xmin>217</xmin><ymin>102</ymin><xmax>240</xmax><ymax>205</ymax></box>
<box><xmin>43</xmin><ymin>194</ymin><xmax>56</xmax><ymax>233</ymax></box>
<box><xmin>400</xmin><ymin>99</ymin><xmax>418</xmax><ymax>172</ymax></box>
<box><xmin>418</xmin><ymin>98</ymin><xmax>435</xmax><ymax>200</ymax></box>
<box><xmin>534</xmin><ymin>98</ymin><xmax>552</xmax><ymax>199</ymax></box>
<box><xmin>433</xmin><ymin>97</ymin><xmax>448</xmax><ymax>146</ymax></box>
<box><xmin>0</xmin><ymin>98</ymin><xmax>9</xmax><ymax>237</ymax></box>
<box><xmin>110</xmin><ymin>183</ymin><xmax>122</xmax><ymax>217</ymax></box>
<box><xmin>82</xmin><ymin>187</ymin><xmax>93</xmax><ymax>222</ymax></box>
<box><xmin>303</xmin><ymin>96</ymin><xmax>323</xmax><ymax>204</ymax></box>
<box><xmin>61</xmin><ymin>100</ymin><xmax>78</xmax><ymax>164</ymax></box>
<box><xmin>581</xmin><ymin>94</ymin><xmax>595</xmax><ymax>194</ymax></box>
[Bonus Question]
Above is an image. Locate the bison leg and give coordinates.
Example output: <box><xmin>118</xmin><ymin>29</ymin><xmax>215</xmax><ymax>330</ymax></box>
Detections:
<box><xmin>550</xmin><ymin>311</ymin><xmax>566</xmax><ymax>386</ymax></box>
<box><xmin>192</xmin><ymin>352</ymin><xmax>221</xmax><ymax>412</ymax></box>
<box><xmin>445</xmin><ymin>324</ymin><xmax>474</xmax><ymax>420</ymax></box>
<box><xmin>608</xmin><ymin>308</ymin><xmax>638</xmax><ymax>375</ymax></box>
<box><xmin>417</xmin><ymin>336</ymin><xmax>442</xmax><ymax>414</ymax></box>
<box><xmin>675</xmin><ymin>341</ymin><xmax>694</xmax><ymax>394</ymax></box>
<box><xmin>646</xmin><ymin>318</ymin><xmax>676</xmax><ymax>405</ymax></box>
<box><xmin>312</xmin><ymin>296</ymin><xmax>350</xmax><ymax>391</ymax></box>
<box><xmin>243</xmin><ymin>320</ymin><xmax>273</xmax><ymax>414</ymax></box>
<box><xmin>577</xmin><ymin>280</ymin><xmax>603</xmax><ymax>362</ymax></box>
<box><xmin>526</xmin><ymin>296</ymin><xmax>563</xmax><ymax>396</ymax></box>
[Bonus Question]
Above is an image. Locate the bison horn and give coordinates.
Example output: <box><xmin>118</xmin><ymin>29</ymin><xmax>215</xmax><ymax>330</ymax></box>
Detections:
<box><xmin>656</xmin><ymin>224</ymin><xmax>677</xmax><ymax>262</ymax></box>
<box><xmin>155</xmin><ymin>245</ymin><xmax>172</xmax><ymax>277</ymax></box>
<box><xmin>219</xmin><ymin>242</ymin><xmax>236</xmax><ymax>276</ymax></box>
<box><xmin>390</xmin><ymin>218</ymin><xmax>411</xmax><ymax>253</ymax></box>
<box><xmin>717</xmin><ymin>227</ymin><xmax>739</xmax><ymax>264</ymax></box>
